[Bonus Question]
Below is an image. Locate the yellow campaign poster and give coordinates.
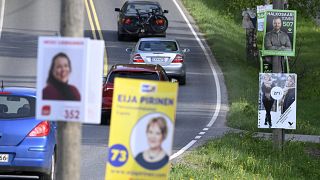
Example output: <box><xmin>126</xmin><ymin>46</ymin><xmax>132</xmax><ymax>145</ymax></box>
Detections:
<box><xmin>105</xmin><ymin>78</ymin><xmax>178</xmax><ymax>180</ymax></box>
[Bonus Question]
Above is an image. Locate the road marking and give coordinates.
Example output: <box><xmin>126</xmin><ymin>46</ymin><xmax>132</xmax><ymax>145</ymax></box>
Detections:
<box><xmin>203</xmin><ymin>128</ymin><xmax>209</xmax><ymax>131</ymax></box>
<box><xmin>0</xmin><ymin>0</ymin><xmax>5</xmax><ymax>38</ymax></box>
<box><xmin>84</xmin><ymin>0</ymin><xmax>97</xmax><ymax>39</ymax></box>
<box><xmin>170</xmin><ymin>0</ymin><xmax>222</xmax><ymax>160</ymax></box>
<box><xmin>85</xmin><ymin>0</ymin><xmax>108</xmax><ymax>75</ymax></box>
<box><xmin>195</xmin><ymin>136</ymin><xmax>201</xmax><ymax>139</ymax></box>
<box><xmin>169</xmin><ymin>140</ymin><xmax>196</xmax><ymax>160</ymax></box>
<box><xmin>88</xmin><ymin>0</ymin><xmax>103</xmax><ymax>40</ymax></box>
<box><xmin>199</xmin><ymin>132</ymin><xmax>206</xmax><ymax>135</ymax></box>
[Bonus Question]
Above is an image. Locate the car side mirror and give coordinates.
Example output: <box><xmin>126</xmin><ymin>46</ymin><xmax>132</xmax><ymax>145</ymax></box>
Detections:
<box><xmin>115</xmin><ymin>8</ymin><xmax>120</xmax><ymax>12</ymax></box>
<box><xmin>126</xmin><ymin>48</ymin><xmax>133</xmax><ymax>53</ymax></box>
<box><xmin>182</xmin><ymin>48</ymin><xmax>190</xmax><ymax>53</ymax></box>
<box><xmin>163</xmin><ymin>10</ymin><xmax>169</xmax><ymax>13</ymax></box>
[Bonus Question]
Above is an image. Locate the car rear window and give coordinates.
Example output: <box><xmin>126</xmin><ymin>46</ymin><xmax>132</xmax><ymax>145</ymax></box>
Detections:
<box><xmin>139</xmin><ymin>41</ymin><xmax>178</xmax><ymax>51</ymax></box>
<box><xmin>125</xmin><ymin>4</ymin><xmax>161</xmax><ymax>14</ymax></box>
<box><xmin>0</xmin><ymin>95</ymin><xmax>35</xmax><ymax>119</ymax></box>
<box><xmin>108</xmin><ymin>71</ymin><xmax>160</xmax><ymax>83</ymax></box>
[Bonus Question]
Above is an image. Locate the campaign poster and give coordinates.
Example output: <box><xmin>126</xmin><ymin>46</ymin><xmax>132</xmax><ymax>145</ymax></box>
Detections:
<box><xmin>84</xmin><ymin>39</ymin><xmax>105</xmax><ymax>124</ymax></box>
<box><xmin>36</xmin><ymin>37</ymin><xmax>104</xmax><ymax>124</ymax></box>
<box><xmin>105</xmin><ymin>78</ymin><xmax>178</xmax><ymax>180</ymax></box>
<box><xmin>262</xmin><ymin>10</ymin><xmax>297</xmax><ymax>56</ymax></box>
<box><xmin>258</xmin><ymin>73</ymin><xmax>297</xmax><ymax>129</ymax></box>
<box><xmin>257</xmin><ymin>4</ymin><xmax>273</xmax><ymax>31</ymax></box>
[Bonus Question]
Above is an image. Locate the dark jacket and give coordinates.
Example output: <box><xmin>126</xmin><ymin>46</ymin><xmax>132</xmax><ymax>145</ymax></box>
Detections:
<box><xmin>265</xmin><ymin>30</ymin><xmax>292</xmax><ymax>51</ymax></box>
<box><xmin>282</xmin><ymin>88</ymin><xmax>295</xmax><ymax>113</ymax></box>
<box><xmin>135</xmin><ymin>152</ymin><xmax>169</xmax><ymax>170</ymax></box>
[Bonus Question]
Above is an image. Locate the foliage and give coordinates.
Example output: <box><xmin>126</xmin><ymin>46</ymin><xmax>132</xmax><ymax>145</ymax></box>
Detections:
<box><xmin>170</xmin><ymin>133</ymin><xmax>320</xmax><ymax>179</ymax></box>
<box><xmin>289</xmin><ymin>0</ymin><xmax>320</xmax><ymax>18</ymax></box>
<box><xmin>222</xmin><ymin>0</ymin><xmax>320</xmax><ymax>20</ymax></box>
<box><xmin>181</xmin><ymin>0</ymin><xmax>320</xmax><ymax>134</ymax></box>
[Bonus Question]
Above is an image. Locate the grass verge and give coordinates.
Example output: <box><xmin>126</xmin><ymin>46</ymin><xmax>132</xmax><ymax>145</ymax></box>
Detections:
<box><xmin>170</xmin><ymin>133</ymin><xmax>320</xmax><ymax>179</ymax></box>
<box><xmin>180</xmin><ymin>0</ymin><xmax>320</xmax><ymax>134</ymax></box>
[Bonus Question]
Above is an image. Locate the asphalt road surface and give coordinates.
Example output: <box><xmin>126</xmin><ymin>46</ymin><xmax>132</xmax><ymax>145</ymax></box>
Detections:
<box><xmin>0</xmin><ymin>0</ymin><xmax>228</xmax><ymax>179</ymax></box>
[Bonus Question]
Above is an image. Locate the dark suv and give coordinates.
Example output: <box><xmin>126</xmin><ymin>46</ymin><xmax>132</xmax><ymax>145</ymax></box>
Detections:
<box><xmin>115</xmin><ymin>0</ymin><xmax>169</xmax><ymax>40</ymax></box>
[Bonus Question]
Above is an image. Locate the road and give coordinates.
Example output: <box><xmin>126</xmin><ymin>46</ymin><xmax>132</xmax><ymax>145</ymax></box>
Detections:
<box><xmin>0</xmin><ymin>0</ymin><xmax>228</xmax><ymax>179</ymax></box>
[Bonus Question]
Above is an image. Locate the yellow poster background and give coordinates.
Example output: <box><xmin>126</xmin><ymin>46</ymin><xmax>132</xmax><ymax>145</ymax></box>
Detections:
<box><xmin>105</xmin><ymin>78</ymin><xmax>178</xmax><ymax>180</ymax></box>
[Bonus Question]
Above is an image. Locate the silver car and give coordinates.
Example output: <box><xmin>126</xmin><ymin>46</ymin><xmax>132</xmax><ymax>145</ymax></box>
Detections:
<box><xmin>126</xmin><ymin>38</ymin><xmax>190</xmax><ymax>85</ymax></box>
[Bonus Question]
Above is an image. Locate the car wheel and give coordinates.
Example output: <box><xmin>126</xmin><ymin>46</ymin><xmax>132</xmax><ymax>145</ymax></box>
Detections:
<box><xmin>39</xmin><ymin>150</ymin><xmax>56</xmax><ymax>180</ymax></box>
<box><xmin>179</xmin><ymin>76</ymin><xmax>186</xmax><ymax>85</ymax></box>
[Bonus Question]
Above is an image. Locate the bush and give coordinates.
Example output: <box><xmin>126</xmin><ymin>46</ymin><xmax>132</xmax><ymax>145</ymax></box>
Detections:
<box><xmin>223</xmin><ymin>0</ymin><xmax>319</xmax><ymax>19</ymax></box>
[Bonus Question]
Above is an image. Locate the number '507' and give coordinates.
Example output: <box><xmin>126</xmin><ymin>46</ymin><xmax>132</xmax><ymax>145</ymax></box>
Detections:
<box><xmin>283</xmin><ymin>22</ymin><xmax>293</xmax><ymax>27</ymax></box>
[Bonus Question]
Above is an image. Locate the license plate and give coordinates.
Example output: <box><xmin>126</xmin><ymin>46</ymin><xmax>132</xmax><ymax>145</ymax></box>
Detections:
<box><xmin>0</xmin><ymin>154</ymin><xmax>9</xmax><ymax>162</ymax></box>
<box><xmin>151</xmin><ymin>57</ymin><xmax>165</xmax><ymax>62</ymax></box>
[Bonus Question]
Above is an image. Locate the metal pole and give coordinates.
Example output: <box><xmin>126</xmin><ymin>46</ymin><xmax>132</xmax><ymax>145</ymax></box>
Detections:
<box><xmin>272</xmin><ymin>0</ymin><xmax>285</xmax><ymax>150</ymax></box>
<box><xmin>56</xmin><ymin>0</ymin><xmax>84</xmax><ymax>180</ymax></box>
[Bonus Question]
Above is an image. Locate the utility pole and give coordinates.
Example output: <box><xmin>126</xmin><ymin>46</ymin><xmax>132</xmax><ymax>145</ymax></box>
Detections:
<box><xmin>272</xmin><ymin>0</ymin><xmax>285</xmax><ymax>150</ymax></box>
<box><xmin>56</xmin><ymin>0</ymin><xmax>84</xmax><ymax>180</ymax></box>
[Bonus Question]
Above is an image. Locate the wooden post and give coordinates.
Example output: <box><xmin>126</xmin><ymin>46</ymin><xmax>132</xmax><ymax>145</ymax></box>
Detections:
<box><xmin>56</xmin><ymin>0</ymin><xmax>84</xmax><ymax>180</ymax></box>
<box><xmin>243</xmin><ymin>8</ymin><xmax>258</xmax><ymax>61</ymax></box>
<box><xmin>272</xmin><ymin>0</ymin><xmax>285</xmax><ymax>150</ymax></box>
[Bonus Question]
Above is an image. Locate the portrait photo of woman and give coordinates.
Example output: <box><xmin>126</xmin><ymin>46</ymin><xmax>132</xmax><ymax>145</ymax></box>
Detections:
<box><xmin>280</xmin><ymin>75</ymin><xmax>296</xmax><ymax>114</ymax></box>
<box><xmin>134</xmin><ymin>116</ymin><xmax>170</xmax><ymax>170</ymax></box>
<box><xmin>261</xmin><ymin>73</ymin><xmax>275</xmax><ymax>127</ymax></box>
<box><xmin>42</xmin><ymin>52</ymin><xmax>81</xmax><ymax>101</ymax></box>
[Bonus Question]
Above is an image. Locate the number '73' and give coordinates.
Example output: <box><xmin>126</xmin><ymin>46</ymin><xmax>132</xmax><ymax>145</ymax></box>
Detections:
<box><xmin>111</xmin><ymin>149</ymin><xmax>127</xmax><ymax>162</ymax></box>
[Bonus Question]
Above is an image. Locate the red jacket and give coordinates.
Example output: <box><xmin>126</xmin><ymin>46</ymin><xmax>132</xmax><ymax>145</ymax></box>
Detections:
<box><xmin>43</xmin><ymin>84</ymin><xmax>81</xmax><ymax>101</ymax></box>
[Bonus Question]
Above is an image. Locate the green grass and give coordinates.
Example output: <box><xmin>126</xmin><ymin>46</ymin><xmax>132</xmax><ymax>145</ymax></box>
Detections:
<box><xmin>170</xmin><ymin>133</ymin><xmax>320</xmax><ymax>180</ymax></box>
<box><xmin>180</xmin><ymin>0</ymin><xmax>320</xmax><ymax>134</ymax></box>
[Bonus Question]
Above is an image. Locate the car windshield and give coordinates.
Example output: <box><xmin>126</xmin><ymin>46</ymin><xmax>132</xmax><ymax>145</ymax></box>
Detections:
<box><xmin>108</xmin><ymin>71</ymin><xmax>159</xmax><ymax>83</ymax></box>
<box><xmin>0</xmin><ymin>95</ymin><xmax>35</xmax><ymax>119</ymax></box>
<box><xmin>125</xmin><ymin>4</ymin><xmax>161</xmax><ymax>14</ymax></box>
<box><xmin>139</xmin><ymin>41</ymin><xmax>178</xmax><ymax>51</ymax></box>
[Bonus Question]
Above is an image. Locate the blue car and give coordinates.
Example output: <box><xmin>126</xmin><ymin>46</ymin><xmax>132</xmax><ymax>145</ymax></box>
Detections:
<box><xmin>0</xmin><ymin>87</ymin><xmax>57</xmax><ymax>180</ymax></box>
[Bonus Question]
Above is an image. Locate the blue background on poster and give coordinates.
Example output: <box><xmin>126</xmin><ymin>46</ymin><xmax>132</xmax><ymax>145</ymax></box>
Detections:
<box><xmin>108</xmin><ymin>144</ymin><xmax>129</xmax><ymax>167</ymax></box>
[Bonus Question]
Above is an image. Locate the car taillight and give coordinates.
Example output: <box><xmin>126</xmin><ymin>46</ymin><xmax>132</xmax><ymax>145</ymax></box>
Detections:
<box><xmin>172</xmin><ymin>54</ymin><xmax>184</xmax><ymax>63</ymax></box>
<box><xmin>122</xmin><ymin>18</ymin><xmax>132</xmax><ymax>25</ymax></box>
<box><xmin>28</xmin><ymin>121</ymin><xmax>50</xmax><ymax>137</ymax></box>
<box><xmin>155</xmin><ymin>19</ymin><xmax>165</xmax><ymax>25</ymax></box>
<box><xmin>133</xmin><ymin>54</ymin><xmax>145</xmax><ymax>63</ymax></box>
<box><xmin>0</xmin><ymin>92</ymin><xmax>10</xmax><ymax>95</ymax></box>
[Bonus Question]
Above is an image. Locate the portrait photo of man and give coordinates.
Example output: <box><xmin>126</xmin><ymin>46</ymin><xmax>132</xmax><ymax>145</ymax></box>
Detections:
<box><xmin>264</xmin><ymin>16</ymin><xmax>292</xmax><ymax>51</ymax></box>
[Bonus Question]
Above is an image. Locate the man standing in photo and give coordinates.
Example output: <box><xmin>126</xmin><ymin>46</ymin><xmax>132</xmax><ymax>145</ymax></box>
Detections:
<box><xmin>264</xmin><ymin>16</ymin><xmax>292</xmax><ymax>51</ymax></box>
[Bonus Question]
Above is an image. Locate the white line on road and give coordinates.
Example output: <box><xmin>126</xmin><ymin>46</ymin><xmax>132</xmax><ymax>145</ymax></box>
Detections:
<box><xmin>169</xmin><ymin>140</ymin><xmax>197</xmax><ymax>160</ymax></box>
<box><xmin>170</xmin><ymin>0</ymin><xmax>222</xmax><ymax>160</ymax></box>
<box><xmin>199</xmin><ymin>132</ymin><xmax>206</xmax><ymax>135</ymax></box>
<box><xmin>203</xmin><ymin>128</ymin><xmax>209</xmax><ymax>131</ymax></box>
<box><xmin>0</xmin><ymin>0</ymin><xmax>5</xmax><ymax>39</ymax></box>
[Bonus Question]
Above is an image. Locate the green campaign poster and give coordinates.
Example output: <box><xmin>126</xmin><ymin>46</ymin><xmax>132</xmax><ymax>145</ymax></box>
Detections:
<box><xmin>262</xmin><ymin>10</ymin><xmax>297</xmax><ymax>57</ymax></box>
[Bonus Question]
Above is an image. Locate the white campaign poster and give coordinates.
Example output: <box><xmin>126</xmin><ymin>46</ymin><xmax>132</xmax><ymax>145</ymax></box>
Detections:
<box><xmin>257</xmin><ymin>4</ymin><xmax>273</xmax><ymax>31</ymax></box>
<box><xmin>36</xmin><ymin>37</ymin><xmax>104</xmax><ymax>124</ymax></box>
<box><xmin>84</xmin><ymin>39</ymin><xmax>104</xmax><ymax>124</ymax></box>
<box><xmin>258</xmin><ymin>73</ymin><xmax>297</xmax><ymax>129</ymax></box>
